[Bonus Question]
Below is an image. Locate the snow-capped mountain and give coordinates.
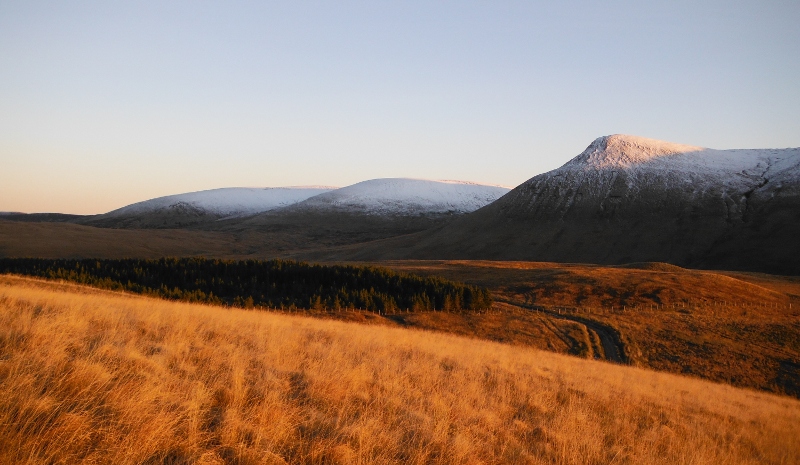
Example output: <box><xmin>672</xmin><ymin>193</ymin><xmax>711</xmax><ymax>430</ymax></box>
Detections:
<box><xmin>103</xmin><ymin>187</ymin><xmax>336</xmax><ymax>219</ymax></box>
<box><xmin>290</xmin><ymin>178</ymin><xmax>510</xmax><ymax>215</ymax></box>
<box><xmin>329</xmin><ymin>135</ymin><xmax>800</xmax><ymax>275</ymax></box>
<box><xmin>511</xmin><ymin>134</ymin><xmax>800</xmax><ymax>223</ymax></box>
<box><xmin>561</xmin><ymin>134</ymin><xmax>795</xmax><ymax>193</ymax></box>
<box><xmin>81</xmin><ymin>186</ymin><xmax>336</xmax><ymax>229</ymax></box>
<box><xmin>80</xmin><ymin>179</ymin><xmax>510</xmax><ymax>231</ymax></box>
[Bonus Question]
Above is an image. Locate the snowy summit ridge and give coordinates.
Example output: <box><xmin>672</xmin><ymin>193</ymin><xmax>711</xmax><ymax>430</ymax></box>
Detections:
<box><xmin>565</xmin><ymin>134</ymin><xmax>705</xmax><ymax>169</ymax></box>
<box><xmin>105</xmin><ymin>186</ymin><xmax>336</xmax><ymax>218</ymax></box>
<box><xmin>496</xmin><ymin>134</ymin><xmax>800</xmax><ymax>231</ymax></box>
<box><xmin>100</xmin><ymin>179</ymin><xmax>511</xmax><ymax>220</ymax></box>
<box><xmin>293</xmin><ymin>178</ymin><xmax>511</xmax><ymax>215</ymax></box>
<box><xmin>549</xmin><ymin>134</ymin><xmax>800</xmax><ymax>193</ymax></box>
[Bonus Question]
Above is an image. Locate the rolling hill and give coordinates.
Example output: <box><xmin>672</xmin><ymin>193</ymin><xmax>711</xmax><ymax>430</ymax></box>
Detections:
<box><xmin>19</xmin><ymin>179</ymin><xmax>510</xmax><ymax>254</ymax></box>
<box><xmin>1</xmin><ymin>275</ymin><xmax>797</xmax><ymax>464</ymax></box>
<box><xmin>78</xmin><ymin>186</ymin><xmax>337</xmax><ymax>229</ymax></box>
<box><xmin>197</xmin><ymin>179</ymin><xmax>511</xmax><ymax>253</ymax></box>
<box><xmin>283</xmin><ymin>178</ymin><xmax>510</xmax><ymax>215</ymax></box>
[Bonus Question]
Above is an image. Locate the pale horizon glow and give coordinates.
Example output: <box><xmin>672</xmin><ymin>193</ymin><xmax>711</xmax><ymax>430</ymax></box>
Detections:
<box><xmin>1</xmin><ymin>1</ymin><xmax>799</xmax><ymax>214</ymax></box>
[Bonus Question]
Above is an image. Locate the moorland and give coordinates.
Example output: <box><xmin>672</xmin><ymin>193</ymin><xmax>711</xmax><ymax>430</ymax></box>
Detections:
<box><xmin>2</xmin><ymin>219</ymin><xmax>799</xmax><ymax>397</ymax></box>
<box><xmin>1</xmin><ymin>275</ymin><xmax>798</xmax><ymax>464</ymax></box>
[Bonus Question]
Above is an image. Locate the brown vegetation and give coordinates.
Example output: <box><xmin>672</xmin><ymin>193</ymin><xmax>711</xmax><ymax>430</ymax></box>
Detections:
<box><xmin>0</xmin><ymin>221</ymin><xmax>239</xmax><ymax>259</ymax></box>
<box><xmin>3</xmin><ymin>219</ymin><xmax>798</xmax><ymax>396</ymax></box>
<box><xmin>3</xmin><ymin>215</ymin><xmax>799</xmax><ymax>397</ymax></box>
<box><xmin>0</xmin><ymin>212</ymin><xmax>449</xmax><ymax>260</ymax></box>
<box><xmin>2</xmin><ymin>275</ymin><xmax>799</xmax><ymax>464</ymax></box>
<box><xmin>353</xmin><ymin>261</ymin><xmax>800</xmax><ymax>397</ymax></box>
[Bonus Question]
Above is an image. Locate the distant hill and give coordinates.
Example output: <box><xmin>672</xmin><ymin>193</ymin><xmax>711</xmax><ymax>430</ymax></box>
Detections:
<box><xmin>28</xmin><ymin>179</ymin><xmax>510</xmax><ymax>254</ymax></box>
<box><xmin>285</xmin><ymin>178</ymin><xmax>510</xmax><ymax>215</ymax></box>
<box><xmin>79</xmin><ymin>186</ymin><xmax>336</xmax><ymax>228</ymax></box>
<box><xmin>195</xmin><ymin>179</ymin><xmax>510</xmax><ymax>253</ymax></box>
<box><xmin>304</xmin><ymin>135</ymin><xmax>800</xmax><ymax>275</ymax></box>
<box><xmin>0</xmin><ymin>212</ymin><xmax>87</xmax><ymax>223</ymax></box>
<box><xmin>75</xmin><ymin>179</ymin><xmax>510</xmax><ymax>237</ymax></box>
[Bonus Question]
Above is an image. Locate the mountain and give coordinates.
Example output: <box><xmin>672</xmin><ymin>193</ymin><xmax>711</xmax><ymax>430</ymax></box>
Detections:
<box><xmin>211</xmin><ymin>178</ymin><xmax>511</xmax><ymax>253</ymax></box>
<box><xmin>80</xmin><ymin>186</ymin><xmax>336</xmax><ymax>229</ymax></box>
<box><xmin>286</xmin><ymin>178</ymin><xmax>511</xmax><ymax>215</ymax></box>
<box><xmin>306</xmin><ymin>135</ymin><xmax>800</xmax><ymax>275</ymax></box>
<box><xmin>80</xmin><ymin>179</ymin><xmax>509</xmax><ymax>230</ymax></box>
<box><xmin>70</xmin><ymin>178</ymin><xmax>511</xmax><ymax>254</ymax></box>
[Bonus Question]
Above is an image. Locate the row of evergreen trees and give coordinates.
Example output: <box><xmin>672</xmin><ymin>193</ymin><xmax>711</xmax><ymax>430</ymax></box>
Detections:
<box><xmin>0</xmin><ymin>258</ymin><xmax>492</xmax><ymax>312</ymax></box>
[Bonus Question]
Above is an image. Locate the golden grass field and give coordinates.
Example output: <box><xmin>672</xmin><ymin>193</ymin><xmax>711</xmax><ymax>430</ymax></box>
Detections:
<box><xmin>4</xmin><ymin>221</ymin><xmax>798</xmax><ymax>395</ymax></box>
<box><xmin>360</xmin><ymin>261</ymin><xmax>800</xmax><ymax>397</ymax></box>
<box><xmin>1</xmin><ymin>275</ymin><xmax>799</xmax><ymax>464</ymax></box>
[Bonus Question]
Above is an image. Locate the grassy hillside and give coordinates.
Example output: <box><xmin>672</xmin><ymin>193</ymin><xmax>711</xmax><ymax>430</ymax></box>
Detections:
<box><xmin>1</xmin><ymin>275</ymin><xmax>798</xmax><ymax>464</ymax></box>
<box><xmin>2</xmin><ymin>220</ymin><xmax>797</xmax><ymax>397</ymax></box>
<box><xmin>0</xmin><ymin>220</ymin><xmax>240</xmax><ymax>259</ymax></box>
<box><xmin>365</xmin><ymin>260</ymin><xmax>800</xmax><ymax>397</ymax></box>
<box><xmin>0</xmin><ymin>211</ymin><xmax>453</xmax><ymax>260</ymax></box>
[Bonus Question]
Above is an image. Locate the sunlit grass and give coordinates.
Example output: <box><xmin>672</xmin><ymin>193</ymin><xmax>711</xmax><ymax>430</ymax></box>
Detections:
<box><xmin>1</xmin><ymin>275</ymin><xmax>798</xmax><ymax>464</ymax></box>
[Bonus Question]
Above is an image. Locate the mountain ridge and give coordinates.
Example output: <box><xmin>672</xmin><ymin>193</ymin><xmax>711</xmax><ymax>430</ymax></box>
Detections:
<box><xmin>3</xmin><ymin>135</ymin><xmax>797</xmax><ymax>274</ymax></box>
<box><xmin>283</xmin><ymin>178</ymin><xmax>511</xmax><ymax>216</ymax></box>
<box><xmin>564</xmin><ymin>134</ymin><xmax>706</xmax><ymax>168</ymax></box>
<box><xmin>295</xmin><ymin>135</ymin><xmax>800</xmax><ymax>275</ymax></box>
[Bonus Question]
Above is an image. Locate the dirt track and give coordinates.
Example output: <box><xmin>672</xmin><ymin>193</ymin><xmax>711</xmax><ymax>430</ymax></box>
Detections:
<box><xmin>498</xmin><ymin>300</ymin><xmax>628</xmax><ymax>364</ymax></box>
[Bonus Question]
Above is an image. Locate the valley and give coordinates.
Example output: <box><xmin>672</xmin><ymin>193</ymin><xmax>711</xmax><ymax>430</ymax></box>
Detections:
<box><xmin>3</xmin><ymin>136</ymin><xmax>799</xmax><ymax>399</ymax></box>
<box><xmin>2</xmin><ymin>233</ymin><xmax>798</xmax><ymax>397</ymax></box>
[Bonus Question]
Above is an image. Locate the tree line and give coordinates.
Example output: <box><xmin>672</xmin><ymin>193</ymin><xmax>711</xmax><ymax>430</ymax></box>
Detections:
<box><xmin>0</xmin><ymin>257</ymin><xmax>493</xmax><ymax>312</ymax></box>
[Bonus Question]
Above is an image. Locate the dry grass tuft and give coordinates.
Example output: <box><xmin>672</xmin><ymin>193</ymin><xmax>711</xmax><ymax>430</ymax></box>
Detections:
<box><xmin>1</xmin><ymin>275</ymin><xmax>798</xmax><ymax>464</ymax></box>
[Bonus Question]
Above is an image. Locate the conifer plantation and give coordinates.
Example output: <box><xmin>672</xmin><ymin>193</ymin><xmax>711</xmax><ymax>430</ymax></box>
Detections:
<box><xmin>0</xmin><ymin>258</ymin><xmax>492</xmax><ymax>313</ymax></box>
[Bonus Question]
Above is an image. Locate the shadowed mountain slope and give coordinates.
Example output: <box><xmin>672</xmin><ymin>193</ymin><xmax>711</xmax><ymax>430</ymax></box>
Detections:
<box><xmin>299</xmin><ymin>135</ymin><xmax>800</xmax><ymax>275</ymax></box>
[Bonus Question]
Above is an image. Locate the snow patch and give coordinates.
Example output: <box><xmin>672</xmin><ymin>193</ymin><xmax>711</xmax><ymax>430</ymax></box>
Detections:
<box><xmin>554</xmin><ymin>134</ymin><xmax>800</xmax><ymax>191</ymax></box>
<box><xmin>296</xmin><ymin>178</ymin><xmax>511</xmax><ymax>215</ymax></box>
<box><xmin>565</xmin><ymin>134</ymin><xmax>705</xmax><ymax>169</ymax></box>
<box><xmin>105</xmin><ymin>187</ymin><xmax>337</xmax><ymax>218</ymax></box>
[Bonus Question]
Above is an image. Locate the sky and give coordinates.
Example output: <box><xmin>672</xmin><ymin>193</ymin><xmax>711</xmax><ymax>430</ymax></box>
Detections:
<box><xmin>1</xmin><ymin>1</ymin><xmax>798</xmax><ymax>214</ymax></box>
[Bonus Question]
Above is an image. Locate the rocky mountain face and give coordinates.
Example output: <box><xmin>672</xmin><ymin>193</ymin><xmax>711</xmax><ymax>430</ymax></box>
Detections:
<box><xmin>318</xmin><ymin>135</ymin><xmax>799</xmax><ymax>275</ymax></box>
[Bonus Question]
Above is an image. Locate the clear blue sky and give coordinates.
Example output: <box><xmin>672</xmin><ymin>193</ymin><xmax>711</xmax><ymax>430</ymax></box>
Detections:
<box><xmin>2</xmin><ymin>1</ymin><xmax>798</xmax><ymax>214</ymax></box>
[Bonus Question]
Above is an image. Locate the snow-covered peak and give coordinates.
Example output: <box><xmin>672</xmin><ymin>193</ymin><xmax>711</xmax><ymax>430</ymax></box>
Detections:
<box><xmin>105</xmin><ymin>186</ymin><xmax>337</xmax><ymax>218</ymax></box>
<box><xmin>295</xmin><ymin>178</ymin><xmax>511</xmax><ymax>215</ymax></box>
<box><xmin>556</xmin><ymin>135</ymin><xmax>800</xmax><ymax>181</ymax></box>
<box><xmin>526</xmin><ymin>135</ymin><xmax>800</xmax><ymax>196</ymax></box>
<box><xmin>565</xmin><ymin>134</ymin><xmax>705</xmax><ymax>169</ymax></box>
